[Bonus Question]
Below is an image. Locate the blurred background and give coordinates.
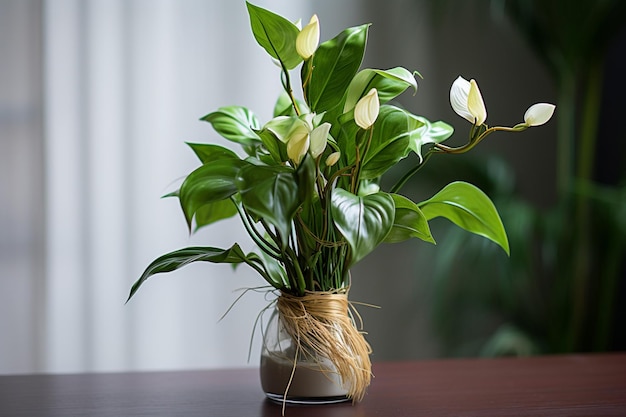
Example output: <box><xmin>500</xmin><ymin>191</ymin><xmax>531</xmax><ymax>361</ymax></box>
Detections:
<box><xmin>1</xmin><ymin>0</ymin><xmax>624</xmax><ymax>375</ymax></box>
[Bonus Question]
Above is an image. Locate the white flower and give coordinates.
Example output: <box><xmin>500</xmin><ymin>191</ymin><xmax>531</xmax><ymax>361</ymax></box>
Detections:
<box><xmin>309</xmin><ymin>122</ymin><xmax>331</xmax><ymax>158</ymax></box>
<box><xmin>296</xmin><ymin>15</ymin><xmax>319</xmax><ymax>60</ymax></box>
<box><xmin>286</xmin><ymin>123</ymin><xmax>310</xmax><ymax>164</ymax></box>
<box><xmin>523</xmin><ymin>103</ymin><xmax>556</xmax><ymax>126</ymax></box>
<box><xmin>450</xmin><ymin>76</ymin><xmax>487</xmax><ymax>125</ymax></box>
<box><xmin>325</xmin><ymin>151</ymin><xmax>340</xmax><ymax>167</ymax></box>
<box><xmin>354</xmin><ymin>88</ymin><xmax>379</xmax><ymax>129</ymax></box>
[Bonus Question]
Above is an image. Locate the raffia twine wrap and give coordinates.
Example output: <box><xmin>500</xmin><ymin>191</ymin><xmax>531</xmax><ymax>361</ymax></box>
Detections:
<box><xmin>276</xmin><ymin>290</ymin><xmax>372</xmax><ymax>401</ymax></box>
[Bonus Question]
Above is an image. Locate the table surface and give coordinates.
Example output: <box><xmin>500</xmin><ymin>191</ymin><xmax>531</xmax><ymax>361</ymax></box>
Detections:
<box><xmin>1</xmin><ymin>353</ymin><xmax>625</xmax><ymax>417</ymax></box>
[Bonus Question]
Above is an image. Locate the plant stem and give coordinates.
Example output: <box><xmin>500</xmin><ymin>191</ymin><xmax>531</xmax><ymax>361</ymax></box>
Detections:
<box><xmin>278</xmin><ymin>61</ymin><xmax>300</xmax><ymax>116</ymax></box>
<box><xmin>353</xmin><ymin>128</ymin><xmax>375</xmax><ymax>194</ymax></box>
<box><xmin>285</xmin><ymin>245</ymin><xmax>307</xmax><ymax>294</ymax></box>
<box><xmin>567</xmin><ymin>59</ymin><xmax>604</xmax><ymax>351</ymax></box>
<box><xmin>556</xmin><ymin>70</ymin><xmax>577</xmax><ymax>200</ymax></box>
<box><xmin>390</xmin><ymin>151</ymin><xmax>433</xmax><ymax>194</ymax></box>
<box><xmin>233</xmin><ymin>198</ymin><xmax>282</xmax><ymax>259</ymax></box>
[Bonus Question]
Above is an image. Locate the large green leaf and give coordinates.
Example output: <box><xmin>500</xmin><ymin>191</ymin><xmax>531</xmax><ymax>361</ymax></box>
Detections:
<box><xmin>236</xmin><ymin>164</ymin><xmax>299</xmax><ymax>247</ymax></box>
<box><xmin>386</xmin><ymin>194</ymin><xmax>435</xmax><ymax>244</ymax></box>
<box><xmin>201</xmin><ymin>106</ymin><xmax>262</xmax><ymax>150</ymax></box>
<box><xmin>344</xmin><ymin>67</ymin><xmax>417</xmax><ymax>113</ymax></box>
<box><xmin>303</xmin><ymin>24</ymin><xmax>369</xmax><ymax>112</ymax></box>
<box><xmin>186</xmin><ymin>143</ymin><xmax>239</xmax><ymax>164</ymax></box>
<box><xmin>193</xmin><ymin>199</ymin><xmax>238</xmax><ymax>231</ymax></box>
<box><xmin>330</xmin><ymin>188</ymin><xmax>394</xmax><ymax>265</ymax></box>
<box><xmin>127</xmin><ymin>244</ymin><xmax>253</xmax><ymax>302</ymax></box>
<box><xmin>295</xmin><ymin>154</ymin><xmax>317</xmax><ymax>207</ymax></box>
<box><xmin>419</xmin><ymin>181</ymin><xmax>510</xmax><ymax>255</ymax></box>
<box><xmin>359</xmin><ymin>105</ymin><xmax>424</xmax><ymax>179</ymax></box>
<box><xmin>179</xmin><ymin>159</ymin><xmax>247</xmax><ymax>229</ymax></box>
<box><xmin>246</xmin><ymin>2</ymin><xmax>302</xmax><ymax>70</ymax></box>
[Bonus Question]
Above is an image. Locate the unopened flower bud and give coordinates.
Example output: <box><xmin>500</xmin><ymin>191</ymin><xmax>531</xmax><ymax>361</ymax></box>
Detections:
<box><xmin>468</xmin><ymin>80</ymin><xmax>487</xmax><ymax>125</ymax></box>
<box><xmin>296</xmin><ymin>15</ymin><xmax>319</xmax><ymax>60</ymax></box>
<box><xmin>286</xmin><ymin>124</ymin><xmax>310</xmax><ymax>164</ymax></box>
<box><xmin>309</xmin><ymin>122</ymin><xmax>331</xmax><ymax>158</ymax></box>
<box><xmin>325</xmin><ymin>151</ymin><xmax>340</xmax><ymax>167</ymax></box>
<box><xmin>354</xmin><ymin>88</ymin><xmax>379</xmax><ymax>129</ymax></box>
<box><xmin>524</xmin><ymin>103</ymin><xmax>556</xmax><ymax>126</ymax></box>
<box><xmin>450</xmin><ymin>76</ymin><xmax>487</xmax><ymax>126</ymax></box>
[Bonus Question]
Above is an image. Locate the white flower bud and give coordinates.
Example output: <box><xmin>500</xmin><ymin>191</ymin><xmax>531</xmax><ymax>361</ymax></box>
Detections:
<box><xmin>325</xmin><ymin>151</ymin><xmax>340</xmax><ymax>167</ymax></box>
<box><xmin>286</xmin><ymin>123</ymin><xmax>310</xmax><ymax>164</ymax></box>
<box><xmin>468</xmin><ymin>79</ymin><xmax>487</xmax><ymax>125</ymax></box>
<box><xmin>309</xmin><ymin>122</ymin><xmax>331</xmax><ymax>158</ymax></box>
<box><xmin>354</xmin><ymin>88</ymin><xmax>379</xmax><ymax>129</ymax></box>
<box><xmin>524</xmin><ymin>103</ymin><xmax>556</xmax><ymax>126</ymax></box>
<box><xmin>450</xmin><ymin>76</ymin><xmax>487</xmax><ymax>126</ymax></box>
<box><xmin>296</xmin><ymin>15</ymin><xmax>319</xmax><ymax>60</ymax></box>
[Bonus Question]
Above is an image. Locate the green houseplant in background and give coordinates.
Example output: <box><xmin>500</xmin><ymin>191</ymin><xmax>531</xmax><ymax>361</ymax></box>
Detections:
<box><xmin>127</xmin><ymin>2</ymin><xmax>554</xmax><ymax>406</ymax></box>
<box><xmin>427</xmin><ymin>0</ymin><xmax>625</xmax><ymax>357</ymax></box>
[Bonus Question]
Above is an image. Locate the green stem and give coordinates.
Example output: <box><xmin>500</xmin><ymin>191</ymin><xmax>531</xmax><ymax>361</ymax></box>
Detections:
<box><xmin>352</xmin><ymin>127</ymin><xmax>374</xmax><ymax>194</ymax></box>
<box><xmin>390</xmin><ymin>151</ymin><xmax>434</xmax><ymax>194</ymax></box>
<box><xmin>556</xmin><ymin>70</ymin><xmax>577</xmax><ymax>200</ymax></box>
<box><xmin>278</xmin><ymin>61</ymin><xmax>300</xmax><ymax>116</ymax></box>
<box><xmin>285</xmin><ymin>245</ymin><xmax>307</xmax><ymax>294</ymax></box>
<box><xmin>233</xmin><ymin>198</ymin><xmax>282</xmax><ymax>259</ymax></box>
<box><xmin>567</xmin><ymin>59</ymin><xmax>604</xmax><ymax>351</ymax></box>
<box><xmin>245</xmin><ymin>258</ymin><xmax>280</xmax><ymax>289</ymax></box>
<box><xmin>546</xmin><ymin>69</ymin><xmax>578</xmax><ymax>352</ymax></box>
<box><xmin>577</xmin><ymin>61</ymin><xmax>602</xmax><ymax>190</ymax></box>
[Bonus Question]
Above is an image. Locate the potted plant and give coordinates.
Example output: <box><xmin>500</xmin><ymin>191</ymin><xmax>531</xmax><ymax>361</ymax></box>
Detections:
<box><xmin>127</xmin><ymin>2</ymin><xmax>555</xmax><ymax>407</ymax></box>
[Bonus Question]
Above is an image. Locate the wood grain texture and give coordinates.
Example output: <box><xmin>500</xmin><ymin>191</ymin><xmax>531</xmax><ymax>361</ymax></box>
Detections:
<box><xmin>1</xmin><ymin>354</ymin><xmax>624</xmax><ymax>416</ymax></box>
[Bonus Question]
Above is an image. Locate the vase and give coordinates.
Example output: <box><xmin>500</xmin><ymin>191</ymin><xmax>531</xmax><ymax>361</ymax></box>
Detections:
<box><xmin>259</xmin><ymin>291</ymin><xmax>371</xmax><ymax>405</ymax></box>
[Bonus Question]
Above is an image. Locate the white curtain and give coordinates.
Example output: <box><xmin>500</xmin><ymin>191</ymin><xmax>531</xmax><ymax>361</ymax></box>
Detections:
<box><xmin>42</xmin><ymin>0</ymin><xmax>315</xmax><ymax>373</ymax></box>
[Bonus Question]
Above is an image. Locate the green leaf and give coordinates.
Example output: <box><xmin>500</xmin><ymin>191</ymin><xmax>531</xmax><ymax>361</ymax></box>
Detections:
<box><xmin>127</xmin><ymin>244</ymin><xmax>252</xmax><ymax>302</ymax></box>
<box><xmin>236</xmin><ymin>164</ymin><xmax>299</xmax><ymax>247</ymax></box>
<box><xmin>256</xmin><ymin>129</ymin><xmax>288</xmax><ymax>163</ymax></box>
<box><xmin>330</xmin><ymin>188</ymin><xmax>394</xmax><ymax>265</ymax></box>
<box><xmin>246</xmin><ymin>2</ymin><xmax>302</xmax><ymax>70</ymax></box>
<box><xmin>254</xmin><ymin>251</ymin><xmax>287</xmax><ymax>289</ymax></box>
<box><xmin>360</xmin><ymin>105</ymin><xmax>424</xmax><ymax>179</ymax></box>
<box><xmin>186</xmin><ymin>143</ymin><xmax>239</xmax><ymax>164</ymax></box>
<box><xmin>386</xmin><ymin>194</ymin><xmax>435</xmax><ymax>244</ymax></box>
<box><xmin>419</xmin><ymin>181</ymin><xmax>510</xmax><ymax>255</ymax></box>
<box><xmin>194</xmin><ymin>199</ymin><xmax>238</xmax><ymax>231</ymax></box>
<box><xmin>262</xmin><ymin>115</ymin><xmax>300</xmax><ymax>143</ymax></box>
<box><xmin>201</xmin><ymin>106</ymin><xmax>262</xmax><ymax>151</ymax></box>
<box><xmin>344</xmin><ymin>67</ymin><xmax>417</xmax><ymax>113</ymax></box>
<box><xmin>303</xmin><ymin>24</ymin><xmax>369</xmax><ymax>112</ymax></box>
<box><xmin>407</xmin><ymin>116</ymin><xmax>454</xmax><ymax>162</ymax></box>
<box><xmin>179</xmin><ymin>159</ymin><xmax>247</xmax><ymax>229</ymax></box>
<box><xmin>295</xmin><ymin>154</ymin><xmax>317</xmax><ymax>207</ymax></box>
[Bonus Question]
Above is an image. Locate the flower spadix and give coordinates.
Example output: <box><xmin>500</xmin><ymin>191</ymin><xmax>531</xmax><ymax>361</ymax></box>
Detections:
<box><xmin>523</xmin><ymin>103</ymin><xmax>556</xmax><ymax>127</ymax></box>
<box><xmin>450</xmin><ymin>76</ymin><xmax>487</xmax><ymax>126</ymax></box>
<box><xmin>354</xmin><ymin>88</ymin><xmax>380</xmax><ymax>129</ymax></box>
<box><xmin>296</xmin><ymin>14</ymin><xmax>319</xmax><ymax>60</ymax></box>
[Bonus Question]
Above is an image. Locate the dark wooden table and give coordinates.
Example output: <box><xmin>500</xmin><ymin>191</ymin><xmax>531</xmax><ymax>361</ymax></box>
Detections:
<box><xmin>1</xmin><ymin>353</ymin><xmax>625</xmax><ymax>416</ymax></box>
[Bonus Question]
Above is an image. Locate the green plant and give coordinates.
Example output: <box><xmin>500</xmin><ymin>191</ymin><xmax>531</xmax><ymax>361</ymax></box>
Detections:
<box><xmin>127</xmin><ymin>3</ymin><xmax>553</xmax><ymax>301</ymax></box>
